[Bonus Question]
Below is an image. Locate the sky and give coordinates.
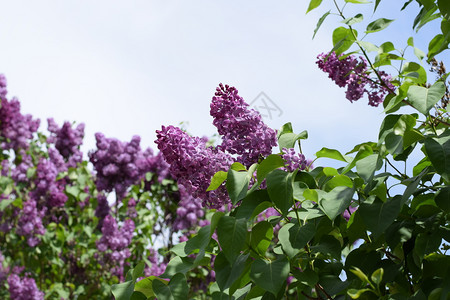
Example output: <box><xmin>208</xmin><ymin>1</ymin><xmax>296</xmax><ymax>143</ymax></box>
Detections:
<box><xmin>0</xmin><ymin>0</ymin><xmax>442</xmax><ymax>165</ymax></box>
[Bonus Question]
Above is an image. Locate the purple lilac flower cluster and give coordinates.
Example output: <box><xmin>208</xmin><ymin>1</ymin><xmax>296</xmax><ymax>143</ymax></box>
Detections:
<box><xmin>210</xmin><ymin>84</ymin><xmax>278</xmax><ymax>166</ymax></box>
<box><xmin>16</xmin><ymin>199</ymin><xmax>46</xmax><ymax>247</ymax></box>
<box><xmin>47</xmin><ymin>118</ymin><xmax>85</xmax><ymax>168</ymax></box>
<box><xmin>281</xmin><ymin>148</ymin><xmax>313</xmax><ymax>172</ymax></box>
<box><xmin>32</xmin><ymin>157</ymin><xmax>67</xmax><ymax>208</ymax></box>
<box><xmin>0</xmin><ymin>98</ymin><xmax>40</xmax><ymax>151</ymax></box>
<box><xmin>316</xmin><ymin>52</ymin><xmax>394</xmax><ymax>107</ymax></box>
<box><xmin>7</xmin><ymin>273</ymin><xmax>44</xmax><ymax>300</ymax></box>
<box><xmin>11</xmin><ymin>150</ymin><xmax>33</xmax><ymax>183</ymax></box>
<box><xmin>0</xmin><ymin>74</ymin><xmax>7</xmax><ymax>99</ymax></box>
<box><xmin>0</xmin><ymin>251</ymin><xmax>8</xmax><ymax>283</ymax></box>
<box><xmin>155</xmin><ymin>125</ymin><xmax>233</xmax><ymax>209</ymax></box>
<box><xmin>96</xmin><ymin>215</ymin><xmax>134</xmax><ymax>280</ymax></box>
<box><xmin>144</xmin><ymin>248</ymin><xmax>167</xmax><ymax>277</ymax></box>
<box><xmin>173</xmin><ymin>185</ymin><xmax>208</xmax><ymax>231</ymax></box>
<box><xmin>95</xmin><ymin>194</ymin><xmax>110</xmax><ymax>229</ymax></box>
<box><xmin>89</xmin><ymin>133</ymin><xmax>153</xmax><ymax>200</ymax></box>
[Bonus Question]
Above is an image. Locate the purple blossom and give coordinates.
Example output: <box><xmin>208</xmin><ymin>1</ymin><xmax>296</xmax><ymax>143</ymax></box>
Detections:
<box><xmin>96</xmin><ymin>215</ymin><xmax>134</xmax><ymax>280</ymax></box>
<box><xmin>89</xmin><ymin>133</ymin><xmax>151</xmax><ymax>200</ymax></box>
<box><xmin>0</xmin><ymin>74</ymin><xmax>7</xmax><ymax>99</ymax></box>
<box><xmin>316</xmin><ymin>51</ymin><xmax>394</xmax><ymax>107</ymax></box>
<box><xmin>16</xmin><ymin>199</ymin><xmax>45</xmax><ymax>247</ymax></box>
<box><xmin>155</xmin><ymin>125</ymin><xmax>233</xmax><ymax>209</ymax></box>
<box><xmin>0</xmin><ymin>97</ymin><xmax>40</xmax><ymax>150</ymax></box>
<box><xmin>32</xmin><ymin>158</ymin><xmax>67</xmax><ymax>208</ymax></box>
<box><xmin>11</xmin><ymin>151</ymin><xmax>33</xmax><ymax>183</ymax></box>
<box><xmin>210</xmin><ymin>84</ymin><xmax>277</xmax><ymax>166</ymax></box>
<box><xmin>95</xmin><ymin>194</ymin><xmax>110</xmax><ymax>229</ymax></box>
<box><xmin>343</xmin><ymin>205</ymin><xmax>358</xmax><ymax>221</ymax></box>
<box><xmin>7</xmin><ymin>273</ymin><xmax>44</xmax><ymax>300</ymax></box>
<box><xmin>173</xmin><ymin>185</ymin><xmax>205</xmax><ymax>231</ymax></box>
<box><xmin>144</xmin><ymin>248</ymin><xmax>167</xmax><ymax>277</ymax></box>
<box><xmin>47</xmin><ymin>118</ymin><xmax>85</xmax><ymax>168</ymax></box>
<box><xmin>281</xmin><ymin>148</ymin><xmax>309</xmax><ymax>172</ymax></box>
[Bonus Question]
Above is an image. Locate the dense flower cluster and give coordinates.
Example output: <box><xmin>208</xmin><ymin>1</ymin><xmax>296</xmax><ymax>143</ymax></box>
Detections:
<box><xmin>316</xmin><ymin>52</ymin><xmax>394</xmax><ymax>107</ymax></box>
<box><xmin>0</xmin><ymin>97</ymin><xmax>40</xmax><ymax>150</ymax></box>
<box><xmin>0</xmin><ymin>74</ymin><xmax>7</xmax><ymax>100</ymax></box>
<box><xmin>89</xmin><ymin>133</ymin><xmax>153</xmax><ymax>200</ymax></box>
<box><xmin>210</xmin><ymin>84</ymin><xmax>277</xmax><ymax>166</ymax></box>
<box><xmin>0</xmin><ymin>251</ymin><xmax>8</xmax><ymax>283</ymax></box>
<box><xmin>144</xmin><ymin>248</ymin><xmax>167</xmax><ymax>277</ymax></box>
<box><xmin>96</xmin><ymin>215</ymin><xmax>135</xmax><ymax>280</ymax></box>
<box><xmin>11</xmin><ymin>151</ymin><xmax>33</xmax><ymax>183</ymax></box>
<box><xmin>32</xmin><ymin>157</ymin><xmax>67</xmax><ymax>208</ymax></box>
<box><xmin>7</xmin><ymin>273</ymin><xmax>44</xmax><ymax>300</ymax></box>
<box><xmin>281</xmin><ymin>148</ymin><xmax>311</xmax><ymax>172</ymax></box>
<box><xmin>16</xmin><ymin>200</ymin><xmax>45</xmax><ymax>247</ymax></box>
<box><xmin>156</xmin><ymin>125</ymin><xmax>233</xmax><ymax>209</ymax></box>
<box><xmin>95</xmin><ymin>194</ymin><xmax>110</xmax><ymax>229</ymax></box>
<box><xmin>173</xmin><ymin>185</ymin><xmax>207</xmax><ymax>231</ymax></box>
<box><xmin>47</xmin><ymin>118</ymin><xmax>85</xmax><ymax>168</ymax></box>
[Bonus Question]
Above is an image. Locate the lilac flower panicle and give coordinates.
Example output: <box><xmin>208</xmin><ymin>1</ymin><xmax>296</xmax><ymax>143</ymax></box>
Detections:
<box><xmin>282</xmin><ymin>148</ymin><xmax>309</xmax><ymax>172</ymax></box>
<box><xmin>32</xmin><ymin>157</ymin><xmax>67</xmax><ymax>208</ymax></box>
<box><xmin>96</xmin><ymin>215</ymin><xmax>135</xmax><ymax>280</ymax></box>
<box><xmin>0</xmin><ymin>97</ymin><xmax>40</xmax><ymax>150</ymax></box>
<box><xmin>155</xmin><ymin>125</ymin><xmax>233</xmax><ymax>209</ymax></box>
<box><xmin>0</xmin><ymin>74</ymin><xmax>7</xmax><ymax>99</ymax></box>
<box><xmin>7</xmin><ymin>273</ymin><xmax>44</xmax><ymax>300</ymax></box>
<box><xmin>89</xmin><ymin>133</ymin><xmax>153</xmax><ymax>200</ymax></box>
<box><xmin>11</xmin><ymin>150</ymin><xmax>33</xmax><ymax>183</ymax></box>
<box><xmin>144</xmin><ymin>248</ymin><xmax>167</xmax><ymax>277</ymax></box>
<box><xmin>173</xmin><ymin>185</ymin><xmax>205</xmax><ymax>231</ymax></box>
<box><xmin>47</xmin><ymin>118</ymin><xmax>85</xmax><ymax>168</ymax></box>
<box><xmin>316</xmin><ymin>51</ymin><xmax>394</xmax><ymax>107</ymax></box>
<box><xmin>16</xmin><ymin>199</ymin><xmax>45</xmax><ymax>247</ymax></box>
<box><xmin>210</xmin><ymin>84</ymin><xmax>277</xmax><ymax>166</ymax></box>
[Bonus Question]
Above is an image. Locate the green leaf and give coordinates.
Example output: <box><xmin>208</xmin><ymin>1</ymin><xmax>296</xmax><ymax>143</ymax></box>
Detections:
<box><xmin>374</xmin><ymin>0</ymin><xmax>381</xmax><ymax>12</ymax></box>
<box><xmin>306</xmin><ymin>0</ymin><xmax>322</xmax><ymax>13</ymax></box>
<box><xmin>358</xmin><ymin>41</ymin><xmax>379</xmax><ymax>52</ymax></box>
<box><xmin>424</xmin><ymin>131</ymin><xmax>450</xmax><ymax>182</ymax></box>
<box><xmin>348</xmin><ymin>288</ymin><xmax>373</xmax><ymax>299</ymax></box>
<box><xmin>438</xmin><ymin>0</ymin><xmax>450</xmax><ymax>20</ymax></box>
<box><xmin>342</xmin><ymin>13</ymin><xmax>364</xmax><ymax>26</ymax></box>
<box><xmin>319</xmin><ymin>186</ymin><xmax>355</xmax><ymax>221</ymax></box>
<box><xmin>345</xmin><ymin>0</ymin><xmax>370</xmax><ymax>3</ymax></box>
<box><xmin>250</xmin><ymin>221</ymin><xmax>274</xmax><ymax>256</ymax></box>
<box><xmin>184</xmin><ymin>225</ymin><xmax>211</xmax><ymax>254</ymax></box>
<box><xmin>266</xmin><ymin>170</ymin><xmax>294</xmax><ymax>215</ymax></box>
<box><xmin>215</xmin><ymin>253</ymin><xmax>249</xmax><ymax>291</ymax></box>
<box><xmin>356</xmin><ymin>154</ymin><xmax>381</xmax><ymax>183</ymax></box>
<box><xmin>278</xmin><ymin>131</ymin><xmax>308</xmax><ymax>150</ymax></box>
<box><xmin>207</xmin><ymin>171</ymin><xmax>228</xmax><ymax>191</ymax></box>
<box><xmin>323</xmin><ymin>175</ymin><xmax>353</xmax><ymax>192</ymax></box>
<box><xmin>278</xmin><ymin>222</ymin><xmax>314</xmax><ymax>258</ymax></box>
<box><xmin>366</xmin><ymin>18</ymin><xmax>395</xmax><ymax>33</ymax></box>
<box><xmin>316</xmin><ymin>147</ymin><xmax>350</xmax><ymax>162</ymax></box>
<box><xmin>161</xmin><ymin>257</ymin><xmax>194</xmax><ymax>278</ymax></box>
<box><xmin>371</xmin><ymin>268</ymin><xmax>384</xmax><ymax>287</ymax></box>
<box><xmin>217</xmin><ymin>216</ymin><xmax>247</xmax><ymax>262</ymax></box>
<box><xmin>153</xmin><ymin>273</ymin><xmax>188</xmax><ymax>300</ymax></box>
<box><xmin>250</xmin><ymin>256</ymin><xmax>290</xmax><ymax>296</ymax></box>
<box><xmin>313</xmin><ymin>11</ymin><xmax>331</xmax><ymax>39</ymax></box>
<box><xmin>435</xmin><ymin>187</ymin><xmax>450</xmax><ymax>212</ymax></box>
<box><xmin>349</xmin><ymin>267</ymin><xmax>370</xmax><ymax>284</ymax></box>
<box><xmin>257</xmin><ymin>155</ymin><xmax>285</xmax><ymax>183</ymax></box>
<box><xmin>332</xmin><ymin>27</ymin><xmax>357</xmax><ymax>54</ymax></box>
<box><xmin>226</xmin><ymin>169</ymin><xmax>249</xmax><ymax>205</ymax></box>
<box><xmin>359</xmin><ymin>196</ymin><xmax>402</xmax><ymax>237</ymax></box>
<box><xmin>401</xmin><ymin>62</ymin><xmax>427</xmax><ymax>84</ymax></box>
<box><xmin>407</xmin><ymin>81</ymin><xmax>446</xmax><ymax>115</ymax></box>
<box><xmin>135</xmin><ymin>277</ymin><xmax>162</xmax><ymax>299</ymax></box>
<box><xmin>428</xmin><ymin>34</ymin><xmax>449</xmax><ymax>60</ymax></box>
<box><xmin>235</xmin><ymin>190</ymin><xmax>271</xmax><ymax>220</ymax></box>
<box><xmin>111</xmin><ymin>281</ymin><xmax>135</xmax><ymax>300</ymax></box>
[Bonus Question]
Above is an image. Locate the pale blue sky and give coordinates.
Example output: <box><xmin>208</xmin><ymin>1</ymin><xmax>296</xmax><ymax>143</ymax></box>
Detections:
<box><xmin>0</xmin><ymin>1</ymin><xmax>441</xmax><ymax>162</ymax></box>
